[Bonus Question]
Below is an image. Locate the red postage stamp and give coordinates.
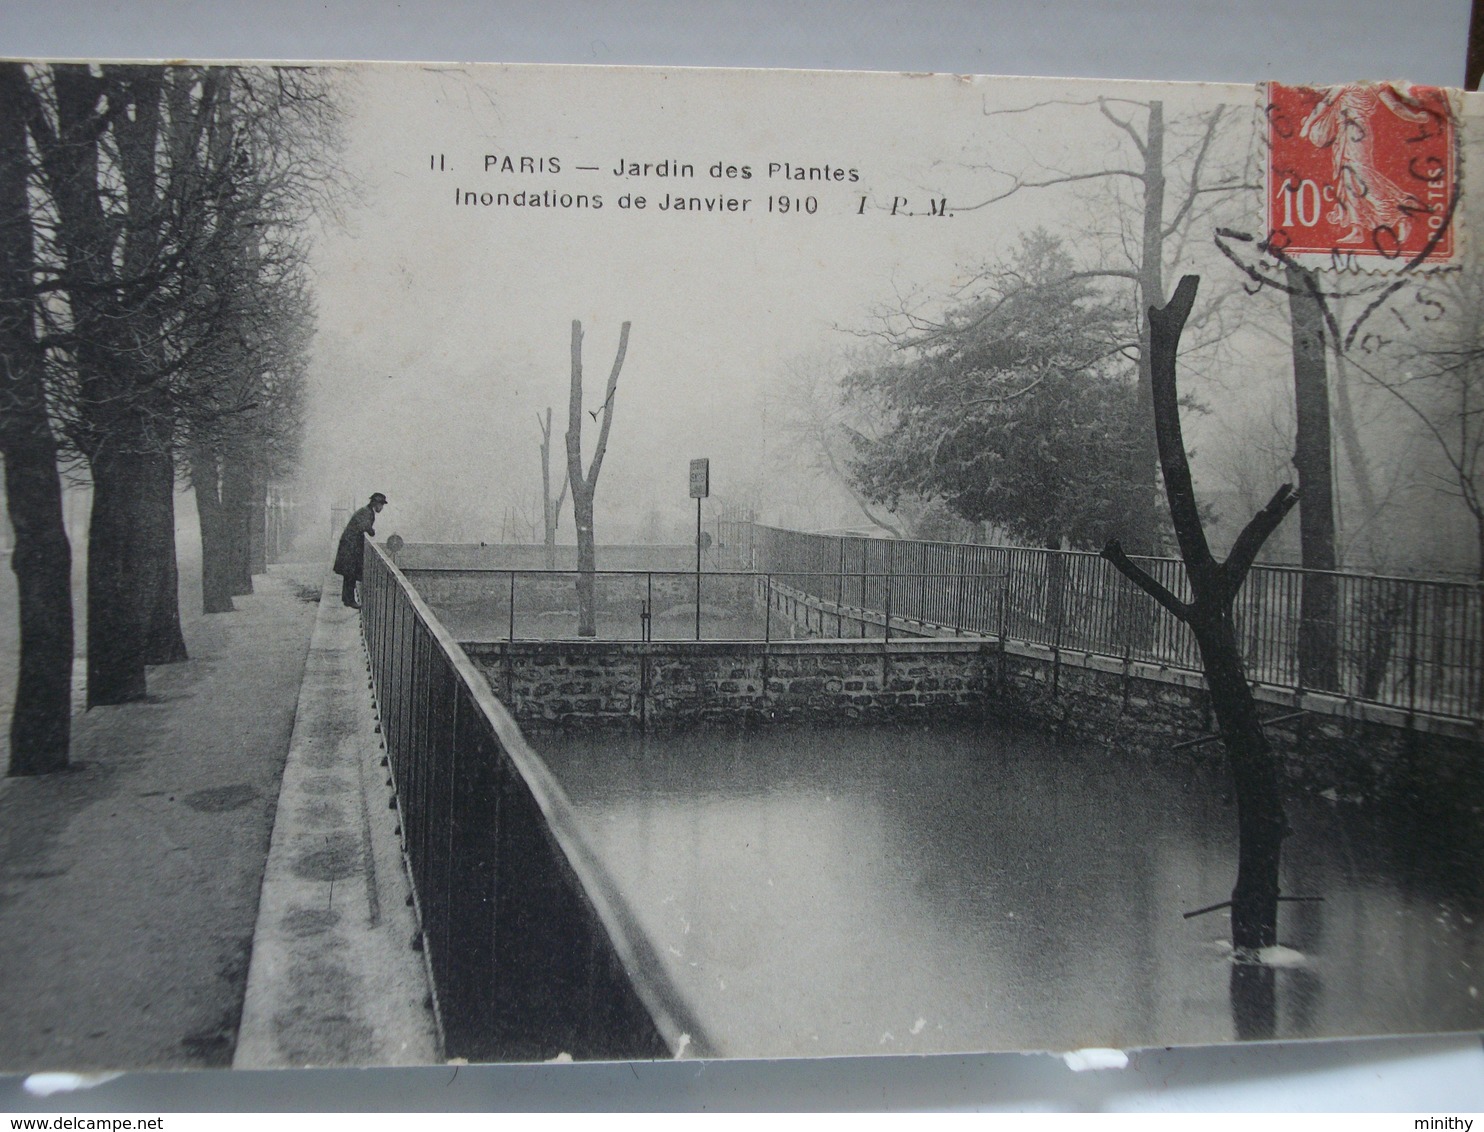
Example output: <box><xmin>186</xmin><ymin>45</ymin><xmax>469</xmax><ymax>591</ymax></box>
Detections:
<box><xmin>1267</xmin><ymin>81</ymin><xmax>1457</xmax><ymax>266</ymax></box>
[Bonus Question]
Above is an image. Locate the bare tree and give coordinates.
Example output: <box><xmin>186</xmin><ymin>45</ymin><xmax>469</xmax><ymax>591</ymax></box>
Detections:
<box><xmin>1102</xmin><ymin>275</ymin><xmax>1299</xmax><ymax>954</ymax></box>
<box><xmin>1347</xmin><ymin>269</ymin><xmax>1484</xmax><ymax>577</ymax></box>
<box><xmin>180</xmin><ymin>67</ymin><xmax>338</xmax><ymax>613</ymax></box>
<box><xmin>565</xmin><ymin>320</ymin><xmax>630</xmax><ymax>637</ymax></box>
<box><xmin>499</xmin><ymin>489</ymin><xmax>542</xmax><ymax>546</ymax></box>
<box><xmin>1284</xmin><ymin>263</ymin><xmax>1339</xmax><ymax>688</ymax></box>
<box><xmin>1214</xmin><ymin>140</ymin><xmax>1460</xmax><ymax>677</ymax></box>
<box><xmin>20</xmin><ymin>64</ymin><xmax>167</xmax><ymax>702</ymax></box>
<box><xmin>956</xmin><ymin>96</ymin><xmax>1256</xmax><ymax>553</ymax></box>
<box><xmin>15</xmin><ymin>62</ymin><xmax>341</xmax><ymax>705</ymax></box>
<box><xmin>0</xmin><ymin>63</ymin><xmax>73</xmax><ymax>773</ymax></box>
<box><xmin>537</xmin><ymin>406</ymin><xmax>569</xmax><ymax>568</ymax></box>
<box><xmin>772</xmin><ymin>348</ymin><xmax>905</xmax><ymax>538</ymax></box>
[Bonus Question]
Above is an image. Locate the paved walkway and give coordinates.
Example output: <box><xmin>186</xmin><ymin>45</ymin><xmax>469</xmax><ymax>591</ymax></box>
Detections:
<box><xmin>233</xmin><ymin>579</ymin><xmax>438</xmax><ymax>1068</ymax></box>
<box><xmin>0</xmin><ymin>565</ymin><xmax>322</xmax><ymax>1071</ymax></box>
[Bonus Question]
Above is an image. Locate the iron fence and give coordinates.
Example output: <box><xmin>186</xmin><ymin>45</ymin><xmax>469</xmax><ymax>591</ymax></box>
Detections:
<box><xmin>360</xmin><ymin>539</ymin><xmax>710</xmax><ymax>1060</ymax></box>
<box><xmin>723</xmin><ymin>522</ymin><xmax>1483</xmax><ymax>722</ymax></box>
<box><xmin>399</xmin><ymin>565</ymin><xmax>1007</xmax><ymax>643</ymax></box>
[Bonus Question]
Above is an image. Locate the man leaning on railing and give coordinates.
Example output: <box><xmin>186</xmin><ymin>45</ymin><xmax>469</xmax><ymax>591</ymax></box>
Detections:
<box><xmin>334</xmin><ymin>492</ymin><xmax>388</xmax><ymax>609</ymax></box>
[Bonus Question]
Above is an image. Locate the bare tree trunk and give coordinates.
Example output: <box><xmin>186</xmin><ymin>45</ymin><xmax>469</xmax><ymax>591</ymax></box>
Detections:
<box><xmin>1043</xmin><ymin>539</ymin><xmax>1066</xmax><ymax>639</ymax></box>
<box><xmin>1285</xmin><ymin>264</ymin><xmax>1339</xmax><ymax>691</ymax></box>
<box><xmin>1103</xmin><ymin>275</ymin><xmax>1299</xmax><ymax>955</ymax></box>
<box><xmin>1329</xmin><ymin>353</ymin><xmax>1379</xmax><ymax>547</ymax></box>
<box><xmin>538</xmin><ymin>406</ymin><xmax>568</xmax><ymax>570</ymax></box>
<box><xmin>0</xmin><ymin>63</ymin><xmax>73</xmax><ymax>771</ymax></box>
<box><xmin>1124</xmin><ymin>99</ymin><xmax>1166</xmax><ymax>557</ymax></box>
<box><xmin>190</xmin><ymin>444</ymin><xmax>235</xmax><ymax>614</ymax></box>
<box><xmin>571</xmin><ymin>486</ymin><xmax>597</xmax><ymax>635</ymax></box>
<box><xmin>817</xmin><ymin>441</ymin><xmax>903</xmax><ymax>538</ymax></box>
<box><xmin>248</xmin><ymin>467</ymin><xmax>266</xmax><ymax>575</ymax></box>
<box><xmin>1191</xmin><ymin>607</ymin><xmax>1287</xmax><ymax>951</ymax></box>
<box><xmin>565</xmin><ymin>320</ymin><xmax>631</xmax><ymax>637</ymax></box>
<box><xmin>222</xmin><ymin>452</ymin><xmax>254</xmax><ymax>596</ymax></box>
<box><xmin>1</xmin><ymin>436</ymin><xmax>73</xmax><ymax>770</ymax></box>
<box><xmin>33</xmin><ymin>67</ymin><xmax>151</xmax><ymax>706</ymax></box>
<box><xmin>111</xmin><ymin>67</ymin><xmax>187</xmax><ymax>668</ymax></box>
<box><xmin>86</xmin><ymin>441</ymin><xmax>150</xmax><ymax>705</ymax></box>
<box><xmin>141</xmin><ymin>447</ymin><xmax>188</xmax><ymax>664</ymax></box>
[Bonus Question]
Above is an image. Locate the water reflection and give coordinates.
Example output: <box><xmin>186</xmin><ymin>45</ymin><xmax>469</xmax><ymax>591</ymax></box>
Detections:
<box><xmin>1229</xmin><ymin>963</ymin><xmax>1275</xmax><ymax>1040</ymax></box>
<box><xmin>536</xmin><ymin>721</ymin><xmax>1483</xmax><ymax>1057</ymax></box>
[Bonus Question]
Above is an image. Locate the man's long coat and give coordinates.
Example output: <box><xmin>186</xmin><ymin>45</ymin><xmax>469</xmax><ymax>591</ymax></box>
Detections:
<box><xmin>333</xmin><ymin>505</ymin><xmax>377</xmax><ymax>579</ymax></box>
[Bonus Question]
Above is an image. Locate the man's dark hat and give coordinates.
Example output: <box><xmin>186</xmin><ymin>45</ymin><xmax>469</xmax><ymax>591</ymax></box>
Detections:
<box><xmin>370</xmin><ymin>492</ymin><xmax>388</xmax><ymax>505</ymax></box>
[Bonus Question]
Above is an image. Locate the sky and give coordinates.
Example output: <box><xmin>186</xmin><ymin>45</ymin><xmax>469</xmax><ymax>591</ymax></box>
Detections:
<box><xmin>289</xmin><ymin>61</ymin><xmax>1484</xmax><ymax>571</ymax></box>
<box><xmin>296</xmin><ymin>64</ymin><xmax>1276</xmax><ymax>542</ymax></box>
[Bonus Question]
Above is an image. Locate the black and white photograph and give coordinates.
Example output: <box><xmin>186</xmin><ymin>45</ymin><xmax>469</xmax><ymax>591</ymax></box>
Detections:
<box><xmin>0</xmin><ymin>32</ymin><xmax>1482</xmax><ymax>1104</ymax></box>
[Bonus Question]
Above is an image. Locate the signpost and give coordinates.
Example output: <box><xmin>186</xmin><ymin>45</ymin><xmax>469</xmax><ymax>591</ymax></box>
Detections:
<box><xmin>689</xmin><ymin>458</ymin><xmax>709</xmax><ymax>640</ymax></box>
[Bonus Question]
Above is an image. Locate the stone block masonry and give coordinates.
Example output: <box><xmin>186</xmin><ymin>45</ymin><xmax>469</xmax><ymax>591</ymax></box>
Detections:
<box><xmin>463</xmin><ymin>639</ymin><xmax>989</xmax><ymax>729</ymax></box>
<box><xmin>987</xmin><ymin>642</ymin><xmax>1483</xmax><ymax>810</ymax></box>
<box><xmin>462</xmin><ymin>634</ymin><xmax>1481</xmax><ymax>811</ymax></box>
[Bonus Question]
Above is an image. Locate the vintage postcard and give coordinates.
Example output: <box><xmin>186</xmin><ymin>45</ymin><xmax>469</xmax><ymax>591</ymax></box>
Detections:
<box><xmin>0</xmin><ymin>59</ymin><xmax>1480</xmax><ymax>1075</ymax></box>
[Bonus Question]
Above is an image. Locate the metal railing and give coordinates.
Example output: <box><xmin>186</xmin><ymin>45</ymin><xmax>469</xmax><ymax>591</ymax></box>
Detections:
<box><xmin>360</xmin><ymin>539</ymin><xmax>712</xmax><ymax>1060</ymax></box>
<box><xmin>723</xmin><ymin>522</ymin><xmax>1483</xmax><ymax>723</ymax></box>
<box><xmin>398</xmin><ymin>565</ymin><xmax>1007</xmax><ymax>643</ymax></box>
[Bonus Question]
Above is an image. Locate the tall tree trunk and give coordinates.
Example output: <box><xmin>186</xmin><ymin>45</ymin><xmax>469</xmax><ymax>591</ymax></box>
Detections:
<box><xmin>1285</xmin><ymin>264</ymin><xmax>1339</xmax><ymax>691</ymax></box>
<box><xmin>0</xmin><ymin>59</ymin><xmax>73</xmax><ymax>771</ymax></box>
<box><xmin>2</xmin><ymin>437</ymin><xmax>73</xmax><ymax>771</ymax></box>
<box><xmin>1103</xmin><ymin>275</ymin><xmax>1299</xmax><ymax>955</ymax></box>
<box><xmin>1123</xmin><ymin>100</ymin><xmax>1167</xmax><ymax>557</ymax></box>
<box><xmin>571</xmin><ymin>486</ymin><xmax>597</xmax><ymax>636</ymax></box>
<box><xmin>248</xmin><ymin>467</ymin><xmax>266</xmax><ymax>575</ymax></box>
<box><xmin>1191</xmin><ymin>609</ymin><xmax>1286</xmax><ymax>951</ymax></box>
<box><xmin>538</xmin><ymin>407</ymin><xmax>568</xmax><ymax>569</ymax></box>
<box><xmin>1043</xmin><ymin>538</ymin><xmax>1066</xmax><ymax>640</ymax></box>
<box><xmin>110</xmin><ymin>67</ymin><xmax>186</xmax><ymax>667</ymax></box>
<box><xmin>141</xmin><ymin>446</ymin><xmax>187</xmax><ymax>664</ymax></box>
<box><xmin>191</xmin><ymin>445</ymin><xmax>235</xmax><ymax>614</ymax></box>
<box><xmin>1329</xmin><ymin>352</ymin><xmax>1379</xmax><ymax>556</ymax></box>
<box><xmin>33</xmin><ymin>67</ymin><xmax>150</xmax><ymax>707</ymax></box>
<box><xmin>565</xmin><ymin>320</ymin><xmax>631</xmax><ymax>638</ymax></box>
<box><xmin>86</xmin><ymin>441</ymin><xmax>150</xmax><ymax>705</ymax></box>
<box><xmin>1229</xmin><ymin>962</ymin><xmax>1277</xmax><ymax>1040</ymax></box>
<box><xmin>0</xmin><ymin>62</ymin><xmax>74</xmax><ymax>772</ymax></box>
<box><xmin>222</xmin><ymin>451</ymin><xmax>254</xmax><ymax>596</ymax></box>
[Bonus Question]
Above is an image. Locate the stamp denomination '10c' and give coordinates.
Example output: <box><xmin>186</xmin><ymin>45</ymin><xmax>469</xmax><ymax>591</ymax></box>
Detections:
<box><xmin>1267</xmin><ymin>81</ymin><xmax>1457</xmax><ymax>267</ymax></box>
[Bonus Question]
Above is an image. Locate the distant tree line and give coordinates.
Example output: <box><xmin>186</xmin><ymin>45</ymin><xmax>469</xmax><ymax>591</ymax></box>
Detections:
<box><xmin>782</xmin><ymin>91</ymin><xmax>1474</xmax><ymax>707</ymax></box>
<box><xmin>0</xmin><ymin>62</ymin><xmax>340</xmax><ymax>775</ymax></box>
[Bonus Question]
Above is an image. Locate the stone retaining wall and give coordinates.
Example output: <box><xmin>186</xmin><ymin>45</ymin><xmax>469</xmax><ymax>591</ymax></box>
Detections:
<box><xmin>461</xmin><ymin>634</ymin><xmax>1480</xmax><ymax>805</ymax></box>
<box><xmin>463</xmin><ymin>639</ymin><xmax>988</xmax><ymax>729</ymax></box>
<box><xmin>988</xmin><ymin>643</ymin><xmax>1483</xmax><ymax>804</ymax></box>
<box><xmin>755</xmin><ymin>579</ymin><xmax>1481</xmax><ymax>800</ymax></box>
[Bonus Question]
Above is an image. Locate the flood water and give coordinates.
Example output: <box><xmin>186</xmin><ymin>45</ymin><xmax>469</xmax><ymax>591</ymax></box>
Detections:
<box><xmin>535</xmin><ymin>722</ymin><xmax>1484</xmax><ymax>1057</ymax></box>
